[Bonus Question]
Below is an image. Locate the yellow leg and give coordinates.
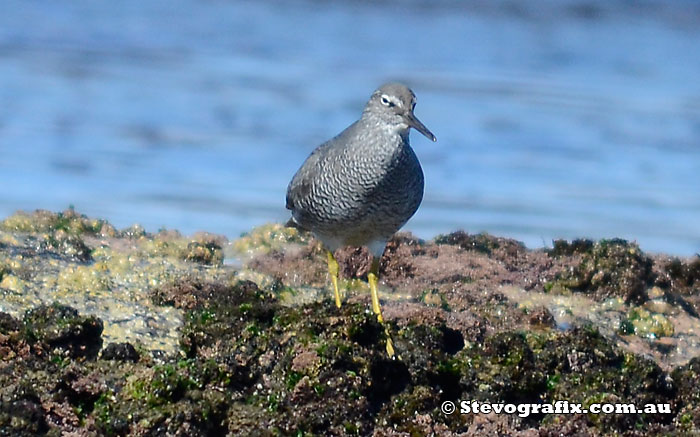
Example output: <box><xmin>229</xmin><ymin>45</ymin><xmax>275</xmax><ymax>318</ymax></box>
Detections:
<box><xmin>368</xmin><ymin>258</ymin><xmax>395</xmax><ymax>358</ymax></box>
<box><xmin>368</xmin><ymin>262</ymin><xmax>384</xmax><ymax>323</ymax></box>
<box><xmin>327</xmin><ymin>250</ymin><xmax>341</xmax><ymax>308</ymax></box>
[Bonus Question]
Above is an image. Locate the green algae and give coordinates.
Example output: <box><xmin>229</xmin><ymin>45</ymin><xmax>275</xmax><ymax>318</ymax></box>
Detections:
<box><xmin>619</xmin><ymin>306</ymin><xmax>675</xmax><ymax>338</ymax></box>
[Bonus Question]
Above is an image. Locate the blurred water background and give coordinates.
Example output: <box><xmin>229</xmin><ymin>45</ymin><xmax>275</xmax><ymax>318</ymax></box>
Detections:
<box><xmin>1</xmin><ymin>0</ymin><xmax>699</xmax><ymax>255</ymax></box>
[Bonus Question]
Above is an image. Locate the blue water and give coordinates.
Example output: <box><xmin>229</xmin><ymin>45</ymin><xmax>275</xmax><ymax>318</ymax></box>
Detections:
<box><xmin>1</xmin><ymin>0</ymin><xmax>699</xmax><ymax>255</ymax></box>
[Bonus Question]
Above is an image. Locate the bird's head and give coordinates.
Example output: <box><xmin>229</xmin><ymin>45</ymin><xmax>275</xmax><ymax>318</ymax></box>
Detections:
<box><xmin>364</xmin><ymin>82</ymin><xmax>436</xmax><ymax>142</ymax></box>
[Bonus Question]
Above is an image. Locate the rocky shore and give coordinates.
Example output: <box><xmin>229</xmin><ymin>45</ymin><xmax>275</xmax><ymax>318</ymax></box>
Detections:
<box><xmin>1</xmin><ymin>209</ymin><xmax>699</xmax><ymax>436</ymax></box>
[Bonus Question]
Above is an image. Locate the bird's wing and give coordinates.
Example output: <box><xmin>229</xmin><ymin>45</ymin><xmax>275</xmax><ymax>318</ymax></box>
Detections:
<box><xmin>286</xmin><ymin>121</ymin><xmax>360</xmax><ymax>211</ymax></box>
<box><xmin>286</xmin><ymin>140</ymin><xmax>332</xmax><ymax>211</ymax></box>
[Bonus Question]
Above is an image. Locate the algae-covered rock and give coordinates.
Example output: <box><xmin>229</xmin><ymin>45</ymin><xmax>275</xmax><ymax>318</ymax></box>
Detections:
<box><xmin>0</xmin><ymin>386</ymin><xmax>49</xmax><ymax>436</ymax></box>
<box><xmin>232</xmin><ymin>223</ymin><xmax>311</xmax><ymax>256</ymax></box>
<box><xmin>0</xmin><ymin>312</ymin><xmax>26</xmax><ymax>361</ymax></box>
<box><xmin>1</xmin><ymin>208</ymin><xmax>108</xmax><ymax>236</ymax></box>
<box><xmin>664</xmin><ymin>256</ymin><xmax>700</xmax><ymax>291</ymax></box>
<box><xmin>527</xmin><ymin>305</ymin><xmax>556</xmax><ymax>327</ymax></box>
<box><xmin>546</xmin><ymin>238</ymin><xmax>654</xmax><ymax>303</ymax></box>
<box><xmin>181</xmin><ymin>234</ymin><xmax>225</xmax><ymax>266</ymax></box>
<box><xmin>0</xmin><ymin>312</ymin><xmax>21</xmax><ymax>334</ymax></box>
<box><xmin>0</xmin><ymin>285</ymin><xmax>689</xmax><ymax>436</ymax></box>
<box><xmin>435</xmin><ymin>230</ymin><xmax>526</xmax><ymax>258</ymax></box>
<box><xmin>24</xmin><ymin>303</ymin><xmax>103</xmax><ymax>359</ymax></box>
<box><xmin>101</xmin><ymin>342</ymin><xmax>140</xmax><ymax>362</ymax></box>
<box><xmin>0</xmin><ymin>210</ymin><xmax>235</xmax><ymax>353</ymax></box>
<box><xmin>2</xmin><ymin>210</ymin><xmax>699</xmax><ymax>435</ymax></box>
<box><xmin>549</xmin><ymin>238</ymin><xmax>594</xmax><ymax>257</ymax></box>
<box><xmin>146</xmin><ymin>278</ymin><xmax>449</xmax><ymax>434</ymax></box>
<box><xmin>39</xmin><ymin>229</ymin><xmax>93</xmax><ymax>262</ymax></box>
<box><xmin>672</xmin><ymin>356</ymin><xmax>700</xmax><ymax>407</ymax></box>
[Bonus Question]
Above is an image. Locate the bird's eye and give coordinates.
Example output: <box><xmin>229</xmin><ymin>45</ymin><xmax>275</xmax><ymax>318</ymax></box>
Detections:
<box><xmin>380</xmin><ymin>95</ymin><xmax>393</xmax><ymax>107</ymax></box>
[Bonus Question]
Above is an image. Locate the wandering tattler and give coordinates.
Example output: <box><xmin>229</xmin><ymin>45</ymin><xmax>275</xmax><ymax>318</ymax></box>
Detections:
<box><xmin>286</xmin><ymin>83</ymin><xmax>436</xmax><ymax>356</ymax></box>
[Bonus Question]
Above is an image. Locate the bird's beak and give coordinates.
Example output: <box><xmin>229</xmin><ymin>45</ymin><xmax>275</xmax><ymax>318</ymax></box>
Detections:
<box><xmin>406</xmin><ymin>112</ymin><xmax>436</xmax><ymax>142</ymax></box>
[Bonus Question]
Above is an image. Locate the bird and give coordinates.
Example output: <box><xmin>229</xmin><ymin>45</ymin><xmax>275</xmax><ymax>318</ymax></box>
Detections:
<box><xmin>285</xmin><ymin>82</ymin><xmax>436</xmax><ymax>357</ymax></box>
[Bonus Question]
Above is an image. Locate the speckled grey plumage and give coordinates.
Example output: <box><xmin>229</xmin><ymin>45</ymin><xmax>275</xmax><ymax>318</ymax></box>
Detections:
<box><xmin>286</xmin><ymin>83</ymin><xmax>435</xmax><ymax>257</ymax></box>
